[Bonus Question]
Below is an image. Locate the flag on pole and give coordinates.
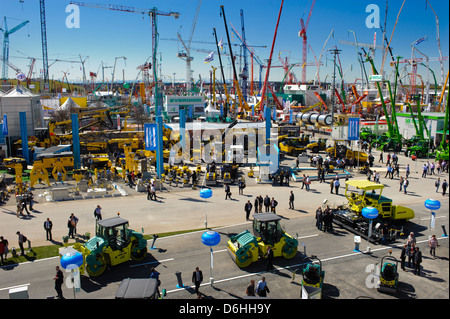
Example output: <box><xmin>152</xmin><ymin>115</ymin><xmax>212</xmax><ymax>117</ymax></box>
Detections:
<box><xmin>412</xmin><ymin>36</ymin><xmax>427</xmax><ymax>46</ymax></box>
<box><xmin>218</xmin><ymin>37</ymin><xmax>224</xmax><ymax>51</ymax></box>
<box><xmin>204</xmin><ymin>52</ymin><xmax>214</xmax><ymax>63</ymax></box>
<box><xmin>2</xmin><ymin>114</ymin><xmax>8</xmax><ymax>136</ymax></box>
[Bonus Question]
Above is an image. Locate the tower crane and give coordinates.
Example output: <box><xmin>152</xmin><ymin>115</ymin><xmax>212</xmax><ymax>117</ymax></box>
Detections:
<box><xmin>0</xmin><ymin>17</ymin><xmax>29</xmax><ymax>79</ymax></box>
<box><xmin>40</xmin><ymin>0</ymin><xmax>49</xmax><ymax>91</ymax></box>
<box><xmin>176</xmin><ymin>0</ymin><xmax>202</xmax><ymax>92</ymax></box>
<box><xmin>240</xmin><ymin>9</ymin><xmax>249</xmax><ymax>102</ymax></box>
<box><xmin>298</xmin><ymin>0</ymin><xmax>316</xmax><ymax>84</ymax></box>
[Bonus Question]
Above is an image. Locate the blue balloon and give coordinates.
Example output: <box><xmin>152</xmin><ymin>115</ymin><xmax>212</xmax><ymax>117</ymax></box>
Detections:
<box><xmin>201</xmin><ymin>231</ymin><xmax>221</xmax><ymax>246</ymax></box>
<box><xmin>361</xmin><ymin>206</ymin><xmax>379</xmax><ymax>219</ymax></box>
<box><xmin>199</xmin><ymin>188</ymin><xmax>212</xmax><ymax>199</ymax></box>
<box><xmin>60</xmin><ymin>251</ymin><xmax>84</xmax><ymax>270</ymax></box>
<box><xmin>425</xmin><ymin>199</ymin><xmax>441</xmax><ymax>211</ymax></box>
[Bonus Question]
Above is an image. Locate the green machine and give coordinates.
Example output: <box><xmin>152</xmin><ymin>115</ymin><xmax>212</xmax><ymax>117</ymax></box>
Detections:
<box><xmin>377</xmin><ymin>255</ymin><xmax>399</xmax><ymax>294</ymax></box>
<box><xmin>436</xmin><ymin>92</ymin><xmax>449</xmax><ymax>161</ymax></box>
<box><xmin>367</xmin><ymin>56</ymin><xmax>403</xmax><ymax>152</ymax></box>
<box><xmin>302</xmin><ymin>255</ymin><xmax>325</xmax><ymax>290</ymax></box>
<box><xmin>67</xmin><ymin>216</ymin><xmax>148</xmax><ymax>276</ymax></box>
<box><xmin>404</xmin><ymin>97</ymin><xmax>433</xmax><ymax>158</ymax></box>
<box><xmin>227</xmin><ymin>213</ymin><xmax>298</xmax><ymax>268</ymax></box>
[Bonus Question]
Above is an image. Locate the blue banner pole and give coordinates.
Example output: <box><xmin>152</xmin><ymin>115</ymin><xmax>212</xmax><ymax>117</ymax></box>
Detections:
<box><xmin>71</xmin><ymin>113</ymin><xmax>81</xmax><ymax>169</ymax></box>
<box><xmin>19</xmin><ymin>112</ymin><xmax>29</xmax><ymax>164</ymax></box>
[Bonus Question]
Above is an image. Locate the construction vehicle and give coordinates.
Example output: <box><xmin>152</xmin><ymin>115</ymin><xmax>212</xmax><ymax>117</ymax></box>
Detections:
<box><xmin>326</xmin><ymin>140</ymin><xmax>368</xmax><ymax>163</ymax></box>
<box><xmin>377</xmin><ymin>255</ymin><xmax>399</xmax><ymax>294</ymax></box>
<box><xmin>301</xmin><ymin>255</ymin><xmax>325</xmax><ymax>293</ymax></box>
<box><xmin>360</xmin><ymin>127</ymin><xmax>377</xmax><ymax>143</ymax></box>
<box><xmin>65</xmin><ymin>215</ymin><xmax>148</xmax><ymax>277</ymax></box>
<box><xmin>436</xmin><ymin>91</ymin><xmax>449</xmax><ymax>161</ymax></box>
<box><xmin>331</xmin><ymin>180</ymin><xmax>415</xmax><ymax>243</ymax></box>
<box><xmin>227</xmin><ymin>213</ymin><xmax>298</xmax><ymax>268</ymax></box>
<box><xmin>279</xmin><ymin>137</ymin><xmax>307</xmax><ymax>156</ymax></box>
<box><xmin>403</xmin><ymin>98</ymin><xmax>433</xmax><ymax>158</ymax></box>
<box><xmin>367</xmin><ymin>55</ymin><xmax>403</xmax><ymax>152</ymax></box>
<box><xmin>306</xmin><ymin>138</ymin><xmax>327</xmax><ymax>153</ymax></box>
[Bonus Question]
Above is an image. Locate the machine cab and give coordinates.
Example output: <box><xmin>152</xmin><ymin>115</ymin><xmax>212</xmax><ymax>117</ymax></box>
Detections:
<box><xmin>96</xmin><ymin>217</ymin><xmax>130</xmax><ymax>250</ymax></box>
<box><xmin>252</xmin><ymin>213</ymin><xmax>283</xmax><ymax>245</ymax></box>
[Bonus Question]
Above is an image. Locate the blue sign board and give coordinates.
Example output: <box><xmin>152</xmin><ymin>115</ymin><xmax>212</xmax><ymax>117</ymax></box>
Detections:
<box><xmin>144</xmin><ymin>123</ymin><xmax>158</xmax><ymax>151</ymax></box>
<box><xmin>348</xmin><ymin>117</ymin><xmax>360</xmax><ymax>141</ymax></box>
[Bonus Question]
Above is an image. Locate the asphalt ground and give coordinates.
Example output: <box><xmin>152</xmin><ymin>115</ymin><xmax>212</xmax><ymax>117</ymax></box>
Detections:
<box><xmin>0</xmin><ymin>146</ymin><xmax>448</xmax><ymax>303</ymax></box>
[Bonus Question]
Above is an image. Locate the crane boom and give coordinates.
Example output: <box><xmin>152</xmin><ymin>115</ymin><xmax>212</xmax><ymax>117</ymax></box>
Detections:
<box><xmin>298</xmin><ymin>0</ymin><xmax>316</xmax><ymax>84</ymax></box>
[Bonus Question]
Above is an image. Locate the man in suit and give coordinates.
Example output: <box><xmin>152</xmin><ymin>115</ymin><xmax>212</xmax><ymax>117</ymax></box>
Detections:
<box><xmin>44</xmin><ymin>218</ymin><xmax>53</xmax><ymax>241</ymax></box>
<box><xmin>244</xmin><ymin>200</ymin><xmax>253</xmax><ymax>221</ymax></box>
<box><xmin>192</xmin><ymin>267</ymin><xmax>203</xmax><ymax>294</ymax></box>
<box><xmin>54</xmin><ymin>266</ymin><xmax>64</xmax><ymax>299</ymax></box>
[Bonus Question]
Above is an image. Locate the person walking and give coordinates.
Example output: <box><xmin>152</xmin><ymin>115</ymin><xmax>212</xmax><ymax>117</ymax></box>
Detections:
<box><xmin>429</xmin><ymin>234</ymin><xmax>438</xmax><ymax>259</ymax></box>
<box><xmin>192</xmin><ymin>267</ymin><xmax>203</xmax><ymax>295</ymax></box>
<box><xmin>0</xmin><ymin>236</ymin><xmax>9</xmax><ymax>261</ymax></box>
<box><xmin>94</xmin><ymin>205</ymin><xmax>102</xmax><ymax>220</ymax></box>
<box><xmin>256</xmin><ymin>277</ymin><xmax>270</xmax><ymax>297</ymax></box>
<box><xmin>400</xmin><ymin>244</ymin><xmax>407</xmax><ymax>271</ymax></box>
<box><xmin>435</xmin><ymin>178</ymin><xmax>441</xmax><ymax>193</ymax></box>
<box><xmin>305</xmin><ymin>176</ymin><xmax>311</xmax><ymax>191</ymax></box>
<box><xmin>403</xmin><ymin>178</ymin><xmax>409</xmax><ymax>194</ymax></box>
<box><xmin>16</xmin><ymin>231</ymin><xmax>31</xmax><ymax>256</ymax></box>
<box><xmin>422</xmin><ymin>163</ymin><xmax>428</xmax><ymax>178</ymax></box>
<box><xmin>379</xmin><ymin>152</ymin><xmax>383</xmax><ymax>163</ymax></box>
<box><xmin>44</xmin><ymin>218</ymin><xmax>53</xmax><ymax>241</ymax></box>
<box><xmin>224</xmin><ymin>184</ymin><xmax>231</xmax><ymax>200</ymax></box>
<box><xmin>406</xmin><ymin>164</ymin><xmax>410</xmax><ymax>178</ymax></box>
<box><xmin>442</xmin><ymin>179</ymin><xmax>448</xmax><ymax>196</ymax></box>
<box><xmin>54</xmin><ymin>266</ymin><xmax>64</xmax><ymax>299</ymax></box>
<box><xmin>399</xmin><ymin>176</ymin><xmax>404</xmax><ymax>192</ymax></box>
<box><xmin>301</xmin><ymin>174</ymin><xmax>306</xmax><ymax>190</ymax></box>
<box><xmin>330</xmin><ymin>178</ymin><xmax>335</xmax><ymax>194</ymax></box>
<box><xmin>413</xmin><ymin>247</ymin><xmax>422</xmax><ymax>275</ymax></box>
<box><xmin>245</xmin><ymin>280</ymin><xmax>256</xmax><ymax>297</ymax></box>
<box><xmin>244</xmin><ymin>200</ymin><xmax>252</xmax><ymax>221</ymax></box>
<box><xmin>289</xmin><ymin>191</ymin><xmax>294</xmax><ymax>209</ymax></box>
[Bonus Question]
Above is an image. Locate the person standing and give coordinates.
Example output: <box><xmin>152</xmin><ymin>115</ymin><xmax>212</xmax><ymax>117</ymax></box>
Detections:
<box><xmin>264</xmin><ymin>195</ymin><xmax>270</xmax><ymax>212</ymax></box>
<box><xmin>54</xmin><ymin>266</ymin><xmax>64</xmax><ymax>299</ymax></box>
<box><xmin>256</xmin><ymin>277</ymin><xmax>269</xmax><ymax>297</ymax></box>
<box><xmin>245</xmin><ymin>280</ymin><xmax>255</xmax><ymax>296</ymax></box>
<box><xmin>150</xmin><ymin>267</ymin><xmax>161</xmax><ymax>298</ymax></box>
<box><xmin>254</xmin><ymin>196</ymin><xmax>259</xmax><ymax>214</ymax></box>
<box><xmin>244</xmin><ymin>200</ymin><xmax>252</xmax><ymax>221</ymax></box>
<box><xmin>68</xmin><ymin>215</ymin><xmax>76</xmax><ymax>239</ymax></box>
<box><xmin>258</xmin><ymin>195</ymin><xmax>263</xmax><ymax>213</ymax></box>
<box><xmin>334</xmin><ymin>178</ymin><xmax>340</xmax><ymax>195</ymax></box>
<box><xmin>413</xmin><ymin>247</ymin><xmax>422</xmax><ymax>275</ymax></box>
<box><xmin>429</xmin><ymin>234</ymin><xmax>438</xmax><ymax>258</ymax></box>
<box><xmin>305</xmin><ymin>176</ymin><xmax>311</xmax><ymax>191</ymax></box>
<box><xmin>406</xmin><ymin>164</ymin><xmax>410</xmax><ymax>178</ymax></box>
<box><xmin>265</xmin><ymin>246</ymin><xmax>274</xmax><ymax>271</ymax></box>
<box><xmin>94</xmin><ymin>205</ymin><xmax>102</xmax><ymax>220</ymax></box>
<box><xmin>400</xmin><ymin>244</ymin><xmax>407</xmax><ymax>271</ymax></box>
<box><xmin>44</xmin><ymin>218</ymin><xmax>53</xmax><ymax>241</ymax></box>
<box><xmin>192</xmin><ymin>267</ymin><xmax>203</xmax><ymax>295</ymax></box>
<box><xmin>315</xmin><ymin>207</ymin><xmax>323</xmax><ymax>231</ymax></box>
<box><xmin>289</xmin><ymin>191</ymin><xmax>294</xmax><ymax>209</ymax></box>
<box><xmin>442</xmin><ymin>179</ymin><xmax>448</xmax><ymax>196</ymax></box>
<box><xmin>270</xmin><ymin>197</ymin><xmax>278</xmax><ymax>213</ymax></box>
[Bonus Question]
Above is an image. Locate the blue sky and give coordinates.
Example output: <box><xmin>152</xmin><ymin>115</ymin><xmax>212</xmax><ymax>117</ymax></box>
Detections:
<box><xmin>1</xmin><ymin>0</ymin><xmax>449</xmax><ymax>87</ymax></box>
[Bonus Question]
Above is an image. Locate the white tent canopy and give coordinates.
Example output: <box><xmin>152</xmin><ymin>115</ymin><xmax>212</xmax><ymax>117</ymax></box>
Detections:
<box><xmin>204</xmin><ymin>102</ymin><xmax>220</xmax><ymax>118</ymax></box>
